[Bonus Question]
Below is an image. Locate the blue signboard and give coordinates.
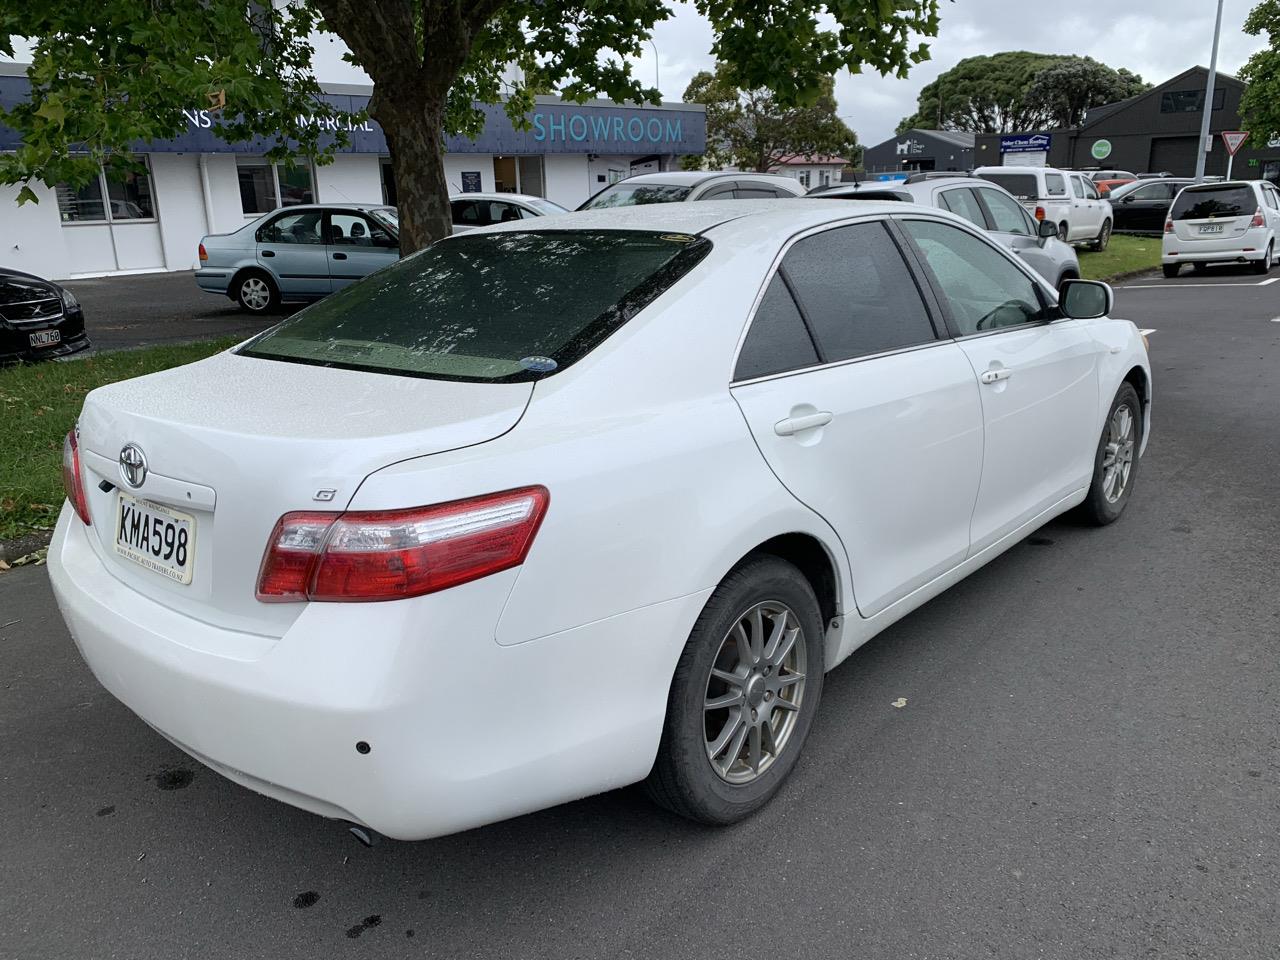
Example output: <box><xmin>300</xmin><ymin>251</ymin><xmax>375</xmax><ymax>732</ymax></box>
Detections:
<box><xmin>874</xmin><ymin>172</ymin><xmax>910</xmax><ymax>181</ymax></box>
<box><xmin>0</xmin><ymin>76</ymin><xmax>706</xmax><ymax>156</ymax></box>
<box><xmin>1000</xmin><ymin>133</ymin><xmax>1051</xmax><ymax>154</ymax></box>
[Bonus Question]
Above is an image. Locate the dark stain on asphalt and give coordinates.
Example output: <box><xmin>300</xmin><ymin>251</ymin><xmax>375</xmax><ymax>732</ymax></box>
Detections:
<box><xmin>1028</xmin><ymin>537</ymin><xmax>1055</xmax><ymax>547</ymax></box>
<box><xmin>293</xmin><ymin>891</ymin><xmax>320</xmax><ymax>909</ymax></box>
<box><xmin>96</xmin><ymin>805</ymin><xmax>115</xmax><ymax>817</ymax></box>
<box><xmin>1248</xmin><ymin>770</ymin><xmax>1262</xmax><ymax>778</ymax></box>
<box><xmin>152</xmin><ymin>767</ymin><xmax>194</xmax><ymax>791</ymax></box>
<box><xmin>406</xmin><ymin>929</ymin><xmax>415</xmax><ymax>939</ymax></box>
<box><xmin>345</xmin><ymin>915</ymin><xmax>382</xmax><ymax>939</ymax></box>
<box><xmin>418</xmin><ymin>890</ymin><xmax>429</xmax><ymax>899</ymax></box>
<box><xmin>1195</xmin><ymin>864</ymin><xmax>1209</xmax><ymax>872</ymax></box>
<box><xmin>1172</xmin><ymin>525</ymin><xmax>1192</xmax><ymax>533</ymax></box>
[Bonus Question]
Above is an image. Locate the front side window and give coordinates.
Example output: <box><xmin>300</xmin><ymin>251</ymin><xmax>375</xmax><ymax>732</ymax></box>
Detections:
<box><xmin>735</xmin><ymin>274</ymin><xmax>820</xmax><ymax>380</ymax></box>
<box><xmin>1070</xmin><ymin>176</ymin><xmax>1086</xmax><ymax>199</ymax></box>
<box><xmin>56</xmin><ymin>158</ymin><xmax>156</xmax><ymax>224</ymax></box>
<box><xmin>979</xmin><ymin>188</ymin><xmax>1034</xmax><ymax>236</ymax></box>
<box><xmin>778</xmin><ymin>222</ymin><xmax>937</xmax><ymax>362</ymax></box>
<box><xmin>239</xmin><ymin>230</ymin><xmax>711</xmax><ymax>382</ymax></box>
<box><xmin>903</xmin><ymin>219</ymin><xmax>1046</xmax><ymax>336</ymax></box>
<box><xmin>1130</xmin><ymin>183</ymin><xmax>1174</xmax><ymax>202</ymax></box>
<box><xmin>259</xmin><ymin>211</ymin><xmax>323</xmax><ymax>245</ymax></box>
<box><xmin>578</xmin><ymin>183</ymin><xmax>693</xmax><ymax>209</ymax></box>
<box><xmin>939</xmin><ymin>188</ymin><xmax>990</xmax><ymax>229</ymax></box>
<box><xmin>329</xmin><ymin>212</ymin><xmax>397</xmax><ymax>248</ymax></box>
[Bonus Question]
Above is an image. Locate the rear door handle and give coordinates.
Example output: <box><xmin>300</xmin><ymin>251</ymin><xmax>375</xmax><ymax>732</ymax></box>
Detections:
<box><xmin>980</xmin><ymin>368</ymin><xmax>1012</xmax><ymax>385</ymax></box>
<box><xmin>332</xmin><ymin>252</ymin><xmax>348</xmax><ymax>261</ymax></box>
<box><xmin>774</xmin><ymin>411</ymin><xmax>833</xmax><ymax>436</ymax></box>
<box><xmin>261</xmin><ymin>249</ymin><xmax>275</xmax><ymax>258</ymax></box>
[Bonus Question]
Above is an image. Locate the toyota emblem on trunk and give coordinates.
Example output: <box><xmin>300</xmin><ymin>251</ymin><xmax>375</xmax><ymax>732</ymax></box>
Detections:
<box><xmin>119</xmin><ymin>444</ymin><xmax>148</xmax><ymax>488</ymax></box>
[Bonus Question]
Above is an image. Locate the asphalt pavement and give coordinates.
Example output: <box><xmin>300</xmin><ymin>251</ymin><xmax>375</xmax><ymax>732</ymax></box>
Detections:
<box><xmin>2</xmin><ymin>272</ymin><xmax>1278</xmax><ymax>959</ymax></box>
<box><xmin>62</xmin><ymin>271</ymin><xmax>286</xmax><ymax>352</ymax></box>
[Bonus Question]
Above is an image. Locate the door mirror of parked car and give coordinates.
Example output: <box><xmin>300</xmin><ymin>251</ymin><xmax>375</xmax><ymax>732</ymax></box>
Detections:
<box><xmin>1058</xmin><ymin>279</ymin><xmax>1113</xmax><ymax>319</ymax></box>
<box><xmin>1037</xmin><ymin>219</ymin><xmax>1059</xmax><ymax>239</ymax></box>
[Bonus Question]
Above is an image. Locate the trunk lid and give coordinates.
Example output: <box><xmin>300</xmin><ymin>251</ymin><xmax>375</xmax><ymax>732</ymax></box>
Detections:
<box><xmin>76</xmin><ymin>350</ymin><xmax>531</xmax><ymax>637</ymax></box>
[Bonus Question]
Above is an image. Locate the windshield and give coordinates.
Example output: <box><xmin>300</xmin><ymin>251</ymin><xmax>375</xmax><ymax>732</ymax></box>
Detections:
<box><xmin>975</xmin><ymin>173</ymin><xmax>1038</xmax><ymax>201</ymax></box>
<box><xmin>238</xmin><ymin>230</ymin><xmax>711</xmax><ymax>382</ymax></box>
<box><xmin>525</xmin><ymin>198</ymin><xmax>569</xmax><ymax>215</ymax></box>
<box><xmin>1170</xmin><ymin>186</ymin><xmax>1256</xmax><ymax>221</ymax></box>
<box><xmin>369</xmin><ymin>208</ymin><xmax>398</xmax><ymax>229</ymax></box>
<box><xmin>578</xmin><ymin>183</ymin><xmax>694</xmax><ymax>210</ymax></box>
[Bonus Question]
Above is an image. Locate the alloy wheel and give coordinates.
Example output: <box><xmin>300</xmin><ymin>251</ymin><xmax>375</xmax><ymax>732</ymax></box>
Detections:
<box><xmin>1101</xmin><ymin>404</ymin><xmax>1136</xmax><ymax>503</ymax></box>
<box><xmin>241</xmin><ymin>277</ymin><xmax>271</xmax><ymax>312</ymax></box>
<box><xmin>703</xmin><ymin>601</ymin><xmax>807</xmax><ymax>784</ymax></box>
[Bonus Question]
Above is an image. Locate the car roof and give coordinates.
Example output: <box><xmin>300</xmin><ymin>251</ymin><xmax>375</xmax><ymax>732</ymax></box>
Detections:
<box><xmin>468</xmin><ymin>197</ymin><xmax>954</xmax><ymax>242</ymax></box>
<box><xmin>260</xmin><ymin>203</ymin><xmax>387</xmax><ymax>213</ymax></box>
<box><xmin>448</xmin><ymin>192</ymin><xmax>555</xmax><ymax>204</ymax></box>
<box><xmin>613</xmin><ymin>170</ymin><xmax>797</xmax><ymax>187</ymax></box>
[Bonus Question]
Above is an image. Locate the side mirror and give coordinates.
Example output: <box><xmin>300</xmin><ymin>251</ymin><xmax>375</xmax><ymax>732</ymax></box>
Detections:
<box><xmin>1121</xmin><ymin>195</ymin><xmax>1136</xmax><ymax>204</ymax></box>
<box><xmin>1059</xmin><ymin>279</ymin><xmax>1113</xmax><ymax>319</ymax></box>
<box><xmin>1037</xmin><ymin>219</ymin><xmax>1059</xmax><ymax>239</ymax></box>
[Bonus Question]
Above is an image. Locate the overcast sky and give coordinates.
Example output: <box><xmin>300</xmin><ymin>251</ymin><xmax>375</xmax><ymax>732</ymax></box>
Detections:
<box><xmin>312</xmin><ymin>0</ymin><xmax>1267</xmax><ymax>147</ymax></box>
<box><xmin>7</xmin><ymin>2</ymin><xmax>1268</xmax><ymax>147</ymax></box>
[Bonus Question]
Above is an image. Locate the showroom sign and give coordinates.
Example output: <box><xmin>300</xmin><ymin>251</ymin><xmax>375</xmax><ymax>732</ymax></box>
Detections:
<box><xmin>0</xmin><ymin>75</ymin><xmax>706</xmax><ymax>156</ymax></box>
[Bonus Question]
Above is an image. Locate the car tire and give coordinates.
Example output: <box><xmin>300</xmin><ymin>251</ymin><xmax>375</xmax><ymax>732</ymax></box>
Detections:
<box><xmin>1252</xmin><ymin>242</ymin><xmax>1273</xmax><ymax>275</ymax></box>
<box><xmin>1090</xmin><ymin>219</ymin><xmax>1112</xmax><ymax>252</ymax></box>
<box><xmin>1058</xmin><ymin>222</ymin><xmax>1071</xmax><ymax>242</ymax></box>
<box><xmin>1078</xmin><ymin>382</ymin><xmax>1142</xmax><ymax>526</ymax></box>
<box><xmin>1162</xmin><ymin>264</ymin><xmax>1181</xmax><ymax>278</ymax></box>
<box><xmin>644</xmin><ymin>555</ymin><xmax>825</xmax><ymax>825</ymax></box>
<box><xmin>234</xmin><ymin>271</ymin><xmax>280</xmax><ymax>314</ymax></box>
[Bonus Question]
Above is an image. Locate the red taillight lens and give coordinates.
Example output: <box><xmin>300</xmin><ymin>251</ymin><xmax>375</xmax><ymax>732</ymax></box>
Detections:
<box><xmin>1034</xmin><ymin>206</ymin><xmax>1046</xmax><ymax>221</ymax></box>
<box><xmin>62</xmin><ymin>428</ymin><xmax>91</xmax><ymax>525</ymax></box>
<box><xmin>256</xmin><ymin>486</ymin><xmax>549</xmax><ymax>603</ymax></box>
<box><xmin>198</xmin><ymin>243</ymin><xmax>208</xmax><ymax>262</ymax></box>
<box><xmin>1164</xmin><ymin>219</ymin><xmax>1174</xmax><ymax>233</ymax></box>
<box><xmin>1252</xmin><ymin>207</ymin><xmax>1266</xmax><ymax>228</ymax></box>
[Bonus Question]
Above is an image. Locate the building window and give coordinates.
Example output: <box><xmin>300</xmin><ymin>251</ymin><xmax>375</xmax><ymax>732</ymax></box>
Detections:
<box><xmin>1161</xmin><ymin>88</ymin><xmax>1226</xmax><ymax>113</ymax></box>
<box><xmin>819</xmin><ymin>169</ymin><xmax>832</xmax><ymax>186</ymax></box>
<box><xmin>56</xmin><ymin>158</ymin><xmax>156</xmax><ymax>224</ymax></box>
<box><xmin>797</xmin><ymin>170</ymin><xmax>811</xmax><ymax>188</ymax></box>
<box><xmin>236</xmin><ymin>158</ymin><xmax>314</xmax><ymax>215</ymax></box>
<box><xmin>380</xmin><ymin>158</ymin><xmax>397</xmax><ymax>206</ymax></box>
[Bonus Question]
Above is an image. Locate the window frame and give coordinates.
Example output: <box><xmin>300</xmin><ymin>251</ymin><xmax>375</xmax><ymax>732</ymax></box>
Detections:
<box><xmin>938</xmin><ymin>187</ymin><xmax>994</xmax><ymax>230</ymax></box>
<box><xmin>892</xmin><ymin>214</ymin><xmax>1057</xmax><ymax>343</ymax></box>
<box><xmin>56</xmin><ymin>157</ymin><xmax>158</xmax><ymax>226</ymax></box>
<box><xmin>972</xmin><ymin>186</ymin><xmax>1037</xmax><ymax>237</ymax></box>
<box><xmin>254</xmin><ymin>208</ymin><xmax>325</xmax><ymax>246</ymax></box>
<box><xmin>729</xmin><ymin>214</ymin><xmax>950</xmax><ymax>386</ymax></box>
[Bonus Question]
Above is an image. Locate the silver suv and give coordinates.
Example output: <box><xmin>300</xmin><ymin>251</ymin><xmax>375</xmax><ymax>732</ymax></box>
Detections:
<box><xmin>808</xmin><ymin>174</ymin><xmax>1081</xmax><ymax>289</ymax></box>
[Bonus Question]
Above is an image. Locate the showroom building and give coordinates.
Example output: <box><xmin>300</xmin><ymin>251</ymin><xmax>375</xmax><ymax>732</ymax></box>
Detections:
<box><xmin>0</xmin><ymin>63</ymin><xmax>706</xmax><ymax>279</ymax></box>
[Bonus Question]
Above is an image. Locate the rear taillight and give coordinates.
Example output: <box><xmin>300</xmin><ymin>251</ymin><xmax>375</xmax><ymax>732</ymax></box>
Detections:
<box><xmin>1034</xmin><ymin>206</ymin><xmax>1046</xmax><ymax>221</ymax></box>
<box><xmin>198</xmin><ymin>243</ymin><xmax>208</xmax><ymax>262</ymax></box>
<box><xmin>256</xmin><ymin>486</ymin><xmax>549</xmax><ymax>602</ymax></box>
<box><xmin>62</xmin><ymin>428</ymin><xmax>91</xmax><ymax>525</ymax></box>
<box><xmin>1252</xmin><ymin>207</ymin><xmax>1266</xmax><ymax>228</ymax></box>
<box><xmin>1164</xmin><ymin>219</ymin><xmax>1174</xmax><ymax>233</ymax></box>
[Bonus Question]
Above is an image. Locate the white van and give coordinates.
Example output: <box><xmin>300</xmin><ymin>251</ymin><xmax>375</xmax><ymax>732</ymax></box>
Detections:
<box><xmin>974</xmin><ymin>166</ymin><xmax>1113</xmax><ymax>249</ymax></box>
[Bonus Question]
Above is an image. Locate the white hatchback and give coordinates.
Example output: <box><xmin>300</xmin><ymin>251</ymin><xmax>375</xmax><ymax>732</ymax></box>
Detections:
<box><xmin>49</xmin><ymin>202</ymin><xmax>1151</xmax><ymax>840</ymax></box>
<box><xmin>1161</xmin><ymin>180</ymin><xmax>1280</xmax><ymax>276</ymax></box>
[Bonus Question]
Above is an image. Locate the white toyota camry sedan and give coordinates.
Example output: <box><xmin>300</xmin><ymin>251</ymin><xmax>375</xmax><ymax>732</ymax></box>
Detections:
<box><xmin>49</xmin><ymin>201</ymin><xmax>1151</xmax><ymax>840</ymax></box>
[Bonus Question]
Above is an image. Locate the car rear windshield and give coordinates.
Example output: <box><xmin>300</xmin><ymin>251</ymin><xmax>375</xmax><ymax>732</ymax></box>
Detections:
<box><xmin>1170</xmin><ymin>185</ymin><xmax>1256</xmax><ymax>221</ymax></box>
<box><xmin>579</xmin><ymin>183</ymin><xmax>694</xmax><ymax>209</ymax></box>
<box><xmin>237</xmin><ymin>230</ymin><xmax>711</xmax><ymax>382</ymax></box>
<box><xmin>975</xmin><ymin>173</ymin><xmax>1038</xmax><ymax>200</ymax></box>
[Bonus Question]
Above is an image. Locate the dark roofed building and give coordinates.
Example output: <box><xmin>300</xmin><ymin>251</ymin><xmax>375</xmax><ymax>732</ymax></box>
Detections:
<box><xmin>862</xmin><ymin>129</ymin><xmax>975</xmax><ymax>176</ymax></box>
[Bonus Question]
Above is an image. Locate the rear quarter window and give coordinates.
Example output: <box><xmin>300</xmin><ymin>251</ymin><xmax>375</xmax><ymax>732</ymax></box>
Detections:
<box><xmin>976</xmin><ymin>173</ymin><xmax>1039</xmax><ymax>201</ymax></box>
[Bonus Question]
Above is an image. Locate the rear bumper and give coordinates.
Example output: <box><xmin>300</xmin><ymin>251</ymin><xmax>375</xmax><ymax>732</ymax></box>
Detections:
<box><xmin>195</xmin><ymin>269</ymin><xmax>232</xmax><ymax>295</ymax></box>
<box><xmin>1162</xmin><ymin>229</ymin><xmax>1270</xmax><ymax>263</ymax></box>
<box><xmin>48</xmin><ymin>506</ymin><xmax>706</xmax><ymax>840</ymax></box>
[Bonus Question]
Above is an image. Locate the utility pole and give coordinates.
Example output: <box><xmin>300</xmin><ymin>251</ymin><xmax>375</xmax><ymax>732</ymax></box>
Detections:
<box><xmin>1194</xmin><ymin>0</ymin><xmax>1226</xmax><ymax>183</ymax></box>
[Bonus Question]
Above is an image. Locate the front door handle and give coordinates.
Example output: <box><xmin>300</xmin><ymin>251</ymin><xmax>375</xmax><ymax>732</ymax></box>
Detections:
<box><xmin>980</xmin><ymin>368</ymin><xmax>1012</xmax><ymax>385</ymax></box>
<box><xmin>774</xmin><ymin>411</ymin><xmax>833</xmax><ymax>436</ymax></box>
<box><xmin>332</xmin><ymin>252</ymin><xmax>348</xmax><ymax>260</ymax></box>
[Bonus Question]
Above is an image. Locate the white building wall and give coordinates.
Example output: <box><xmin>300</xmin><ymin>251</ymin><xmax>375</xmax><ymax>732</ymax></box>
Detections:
<box><xmin>202</xmin><ymin>154</ymin><xmax>249</xmax><ymax>234</ymax></box>
<box><xmin>544</xmin><ymin>155</ymin><xmax>589</xmax><ymax>209</ymax></box>
<box><xmin>0</xmin><ymin>180</ymin><xmax>69</xmax><ymax>279</ymax></box>
<box><xmin>150</xmin><ymin>153</ymin><xmax>208</xmax><ymax>271</ymax></box>
<box><xmin>314</xmin><ymin>154</ymin><xmax>382</xmax><ymax>204</ymax></box>
<box><xmin>442</xmin><ymin>155</ymin><xmax>494</xmax><ymax>194</ymax></box>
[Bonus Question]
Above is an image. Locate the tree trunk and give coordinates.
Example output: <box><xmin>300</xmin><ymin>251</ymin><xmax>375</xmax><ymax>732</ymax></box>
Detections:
<box><xmin>374</xmin><ymin>98</ymin><xmax>452</xmax><ymax>255</ymax></box>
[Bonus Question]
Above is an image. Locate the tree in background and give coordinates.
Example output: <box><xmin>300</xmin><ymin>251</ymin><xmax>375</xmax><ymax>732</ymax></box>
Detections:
<box><xmin>683</xmin><ymin>66</ymin><xmax>859</xmax><ymax>173</ymax></box>
<box><xmin>1026</xmin><ymin>58</ymin><xmax>1149</xmax><ymax>129</ymax></box>
<box><xmin>896</xmin><ymin>52</ymin><xmax>1148</xmax><ymax>134</ymax></box>
<box><xmin>1240</xmin><ymin>0</ymin><xmax>1280</xmax><ymax>141</ymax></box>
<box><xmin>1</xmin><ymin>0</ymin><xmax>943</xmax><ymax>254</ymax></box>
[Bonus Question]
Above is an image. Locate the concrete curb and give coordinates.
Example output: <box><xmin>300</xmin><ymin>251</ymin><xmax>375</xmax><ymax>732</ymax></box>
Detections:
<box><xmin>1105</xmin><ymin>268</ymin><xmax>1162</xmax><ymax>286</ymax></box>
<box><xmin>0</xmin><ymin>530</ymin><xmax>53</xmax><ymax>566</ymax></box>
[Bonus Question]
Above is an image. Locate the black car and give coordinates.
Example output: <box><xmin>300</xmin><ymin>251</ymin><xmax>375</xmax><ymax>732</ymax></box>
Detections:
<box><xmin>1109</xmin><ymin>179</ymin><xmax>1195</xmax><ymax>233</ymax></box>
<box><xmin>0</xmin><ymin>268</ymin><xmax>90</xmax><ymax>363</ymax></box>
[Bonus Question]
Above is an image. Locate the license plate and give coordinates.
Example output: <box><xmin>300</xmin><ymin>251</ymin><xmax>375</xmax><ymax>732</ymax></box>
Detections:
<box><xmin>1199</xmin><ymin>224</ymin><xmax>1225</xmax><ymax>235</ymax></box>
<box><xmin>28</xmin><ymin>329</ymin><xmax>60</xmax><ymax>348</ymax></box>
<box><xmin>114</xmin><ymin>494</ymin><xmax>196</xmax><ymax>584</ymax></box>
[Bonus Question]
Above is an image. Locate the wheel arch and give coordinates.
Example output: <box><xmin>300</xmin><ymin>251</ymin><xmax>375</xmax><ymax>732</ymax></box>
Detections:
<box><xmin>735</xmin><ymin>532</ymin><xmax>843</xmax><ymax>632</ymax></box>
<box><xmin>227</xmin><ymin>264</ymin><xmax>277</xmax><ymax>301</ymax></box>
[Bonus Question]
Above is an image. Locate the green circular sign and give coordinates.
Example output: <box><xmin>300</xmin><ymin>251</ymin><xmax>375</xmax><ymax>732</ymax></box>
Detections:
<box><xmin>1091</xmin><ymin>139</ymin><xmax>1113</xmax><ymax>161</ymax></box>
